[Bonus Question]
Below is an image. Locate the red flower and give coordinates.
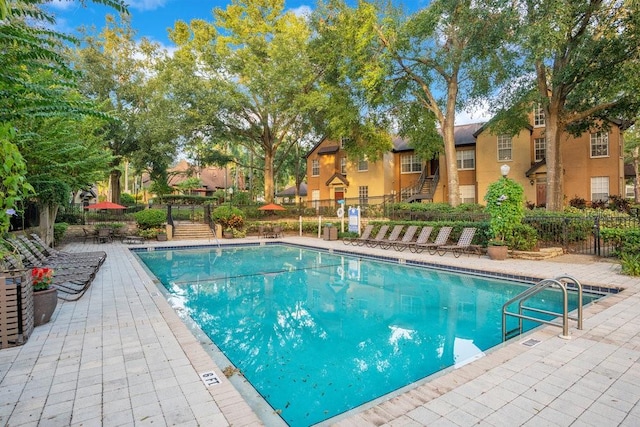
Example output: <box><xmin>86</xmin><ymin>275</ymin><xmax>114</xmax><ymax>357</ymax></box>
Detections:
<box><xmin>32</xmin><ymin>267</ymin><xmax>54</xmax><ymax>291</ymax></box>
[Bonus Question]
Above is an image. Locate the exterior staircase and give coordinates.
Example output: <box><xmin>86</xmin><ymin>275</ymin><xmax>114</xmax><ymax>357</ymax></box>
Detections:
<box><xmin>402</xmin><ymin>166</ymin><xmax>440</xmax><ymax>202</ymax></box>
<box><xmin>171</xmin><ymin>222</ymin><xmax>216</xmax><ymax>240</ymax></box>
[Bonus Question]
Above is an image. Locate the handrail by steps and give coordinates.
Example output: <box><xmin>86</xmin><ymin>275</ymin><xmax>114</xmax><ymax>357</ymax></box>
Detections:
<box><xmin>502</xmin><ymin>275</ymin><xmax>583</xmax><ymax>341</ymax></box>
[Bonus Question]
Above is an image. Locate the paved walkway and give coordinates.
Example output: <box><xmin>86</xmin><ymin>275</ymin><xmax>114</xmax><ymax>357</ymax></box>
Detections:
<box><xmin>1</xmin><ymin>236</ymin><xmax>639</xmax><ymax>426</ymax></box>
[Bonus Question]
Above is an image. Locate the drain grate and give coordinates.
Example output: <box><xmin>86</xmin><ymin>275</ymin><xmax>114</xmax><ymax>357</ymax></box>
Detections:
<box><xmin>521</xmin><ymin>338</ymin><xmax>541</xmax><ymax>347</ymax></box>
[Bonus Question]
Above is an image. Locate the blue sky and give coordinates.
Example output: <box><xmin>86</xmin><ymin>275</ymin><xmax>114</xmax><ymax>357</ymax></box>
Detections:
<box><xmin>45</xmin><ymin>0</ymin><xmax>426</xmax><ymax>47</ymax></box>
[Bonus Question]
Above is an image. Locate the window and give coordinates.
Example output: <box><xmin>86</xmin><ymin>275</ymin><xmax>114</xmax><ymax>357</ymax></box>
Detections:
<box><xmin>400</xmin><ymin>154</ymin><xmax>422</xmax><ymax>173</ymax></box>
<box><xmin>534</xmin><ymin>138</ymin><xmax>546</xmax><ymax>162</ymax></box>
<box><xmin>311</xmin><ymin>159</ymin><xmax>319</xmax><ymax>176</ymax></box>
<box><xmin>358</xmin><ymin>157</ymin><xmax>368</xmax><ymax>171</ymax></box>
<box><xmin>459</xmin><ymin>185</ymin><xmax>476</xmax><ymax>204</ymax></box>
<box><xmin>591</xmin><ymin>177</ymin><xmax>609</xmax><ymax>202</ymax></box>
<box><xmin>340</xmin><ymin>157</ymin><xmax>347</xmax><ymax>175</ymax></box>
<box><xmin>340</xmin><ymin>136</ymin><xmax>352</xmax><ymax>148</ymax></box>
<box><xmin>358</xmin><ymin>186</ymin><xmax>369</xmax><ymax>205</ymax></box>
<box><xmin>311</xmin><ymin>189</ymin><xmax>320</xmax><ymax>208</ymax></box>
<box><xmin>497</xmin><ymin>135</ymin><xmax>512</xmax><ymax>161</ymax></box>
<box><xmin>590</xmin><ymin>132</ymin><xmax>609</xmax><ymax>157</ymax></box>
<box><xmin>533</xmin><ymin>104</ymin><xmax>545</xmax><ymax>127</ymax></box>
<box><xmin>456</xmin><ymin>150</ymin><xmax>475</xmax><ymax>170</ymax></box>
<box><xmin>401</xmin><ymin>154</ymin><xmax>422</xmax><ymax>173</ymax></box>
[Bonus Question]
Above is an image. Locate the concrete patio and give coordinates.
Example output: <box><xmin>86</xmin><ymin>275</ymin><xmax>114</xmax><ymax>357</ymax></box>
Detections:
<box><xmin>1</xmin><ymin>236</ymin><xmax>639</xmax><ymax>426</ymax></box>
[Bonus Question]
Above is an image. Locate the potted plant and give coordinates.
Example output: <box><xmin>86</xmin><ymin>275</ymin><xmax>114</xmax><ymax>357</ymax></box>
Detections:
<box><xmin>32</xmin><ymin>267</ymin><xmax>57</xmax><ymax>326</ymax></box>
<box><xmin>212</xmin><ymin>205</ymin><xmax>245</xmax><ymax>238</ymax></box>
<box><xmin>483</xmin><ymin>166</ymin><xmax>525</xmax><ymax>260</ymax></box>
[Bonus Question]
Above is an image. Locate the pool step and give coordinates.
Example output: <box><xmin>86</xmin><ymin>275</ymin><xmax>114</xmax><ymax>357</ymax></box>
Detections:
<box><xmin>172</xmin><ymin>223</ymin><xmax>216</xmax><ymax>240</ymax></box>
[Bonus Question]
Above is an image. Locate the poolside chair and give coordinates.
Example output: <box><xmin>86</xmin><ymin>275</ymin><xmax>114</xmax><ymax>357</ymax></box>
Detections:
<box><xmin>398</xmin><ymin>226</ymin><xmax>433</xmax><ymax>252</ymax></box>
<box><xmin>8</xmin><ymin>238</ymin><xmax>99</xmax><ymax>279</ymax></box>
<box><xmin>377</xmin><ymin>225</ymin><xmax>404</xmax><ymax>250</ymax></box>
<box><xmin>343</xmin><ymin>224</ymin><xmax>374</xmax><ymax>245</ymax></box>
<box><xmin>365</xmin><ymin>225</ymin><xmax>390</xmax><ymax>248</ymax></box>
<box><xmin>19</xmin><ymin>235</ymin><xmax>103</xmax><ymax>268</ymax></box>
<box><xmin>30</xmin><ymin>233</ymin><xmax>106</xmax><ymax>266</ymax></box>
<box><xmin>97</xmin><ymin>227</ymin><xmax>112</xmax><ymax>243</ymax></box>
<box><xmin>391</xmin><ymin>225</ymin><xmax>418</xmax><ymax>251</ymax></box>
<box><xmin>435</xmin><ymin>227</ymin><xmax>479</xmax><ymax>257</ymax></box>
<box><xmin>410</xmin><ymin>226</ymin><xmax>453</xmax><ymax>254</ymax></box>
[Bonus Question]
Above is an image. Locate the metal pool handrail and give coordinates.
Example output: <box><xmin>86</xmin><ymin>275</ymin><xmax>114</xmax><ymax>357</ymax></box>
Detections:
<box><xmin>502</xmin><ymin>275</ymin><xmax>583</xmax><ymax>341</ymax></box>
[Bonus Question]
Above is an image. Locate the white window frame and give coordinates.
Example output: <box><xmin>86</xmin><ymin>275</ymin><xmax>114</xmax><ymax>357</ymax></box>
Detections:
<box><xmin>456</xmin><ymin>150</ymin><xmax>475</xmax><ymax>170</ymax></box>
<box><xmin>358</xmin><ymin>186</ymin><xmax>368</xmax><ymax>204</ymax></box>
<box><xmin>340</xmin><ymin>137</ymin><xmax>352</xmax><ymax>148</ymax></box>
<box><xmin>311</xmin><ymin>159</ymin><xmax>319</xmax><ymax>176</ymax></box>
<box><xmin>340</xmin><ymin>157</ymin><xmax>347</xmax><ymax>175</ymax></box>
<box><xmin>590</xmin><ymin>177</ymin><xmax>609</xmax><ymax>202</ymax></box>
<box><xmin>358</xmin><ymin>157</ymin><xmax>368</xmax><ymax>172</ymax></box>
<box><xmin>401</xmin><ymin>154</ymin><xmax>422</xmax><ymax>173</ymax></box>
<box><xmin>311</xmin><ymin>189</ymin><xmax>320</xmax><ymax>208</ymax></box>
<box><xmin>459</xmin><ymin>185</ymin><xmax>476</xmax><ymax>204</ymax></box>
<box><xmin>533</xmin><ymin>104</ymin><xmax>545</xmax><ymax>127</ymax></box>
<box><xmin>497</xmin><ymin>135</ymin><xmax>512</xmax><ymax>161</ymax></box>
<box><xmin>534</xmin><ymin>138</ymin><xmax>546</xmax><ymax>162</ymax></box>
<box><xmin>590</xmin><ymin>132</ymin><xmax>609</xmax><ymax>158</ymax></box>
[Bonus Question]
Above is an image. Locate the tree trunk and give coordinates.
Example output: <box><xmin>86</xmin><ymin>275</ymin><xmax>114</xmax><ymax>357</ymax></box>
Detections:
<box><xmin>634</xmin><ymin>146</ymin><xmax>640</xmax><ymax>204</ymax></box>
<box><xmin>442</xmin><ymin>119</ymin><xmax>460</xmax><ymax>207</ymax></box>
<box><xmin>264</xmin><ymin>150</ymin><xmax>274</xmax><ymax>204</ymax></box>
<box><xmin>38</xmin><ymin>204</ymin><xmax>59</xmax><ymax>246</ymax></box>
<box><xmin>545</xmin><ymin>110</ymin><xmax>564</xmax><ymax>211</ymax></box>
<box><xmin>110</xmin><ymin>169</ymin><xmax>122</xmax><ymax>205</ymax></box>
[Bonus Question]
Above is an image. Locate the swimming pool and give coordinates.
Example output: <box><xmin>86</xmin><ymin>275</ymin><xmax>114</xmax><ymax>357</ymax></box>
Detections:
<box><xmin>135</xmin><ymin>244</ymin><xmax>599</xmax><ymax>426</ymax></box>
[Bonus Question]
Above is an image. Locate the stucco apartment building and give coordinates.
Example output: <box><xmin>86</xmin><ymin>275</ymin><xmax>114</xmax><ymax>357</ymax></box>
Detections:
<box><xmin>305</xmin><ymin>108</ymin><xmax>626</xmax><ymax>209</ymax></box>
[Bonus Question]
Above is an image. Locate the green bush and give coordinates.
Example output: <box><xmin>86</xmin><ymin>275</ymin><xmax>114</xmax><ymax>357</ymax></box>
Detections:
<box><xmin>212</xmin><ymin>205</ymin><xmax>245</xmax><ymax>229</ymax></box>
<box><xmin>120</xmin><ymin>193</ymin><xmax>136</xmax><ymax>206</ymax></box>
<box><xmin>484</xmin><ymin>176</ymin><xmax>525</xmax><ymax>244</ymax></box>
<box><xmin>620</xmin><ymin>252</ymin><xmax>640</xmax><ymax>276</ymax></box>
<box><xmin>134</xmin><ymin>209</ymin><xmax>166</xmax><ymax>230</ymax></box>
<box><xmin>53</xmin><ymin>222</ymin><xmax>68</xmax><ymax>244</ymax></box>
<box><xmin>505</xmin><ymin>223</ymin><xmax>538</xmax><ymax>251</ymax></box>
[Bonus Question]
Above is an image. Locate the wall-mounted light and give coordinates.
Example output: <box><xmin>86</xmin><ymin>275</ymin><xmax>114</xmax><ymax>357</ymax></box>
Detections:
<box><xmin>529</xmin><ymin>179</ymin><xmax>535</xmax><ymax>186</ymax></box>
<box><xmin>500</xmin><ymin>164</ymin><xmax>510</xmax><ymax>177</ymax></box>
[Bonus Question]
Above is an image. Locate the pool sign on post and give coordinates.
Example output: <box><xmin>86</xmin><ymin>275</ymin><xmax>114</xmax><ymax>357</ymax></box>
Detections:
<box><xmin>348</xmin><ymin>206</ymin><xmax>360</xmax><ymax>234</ymax></box>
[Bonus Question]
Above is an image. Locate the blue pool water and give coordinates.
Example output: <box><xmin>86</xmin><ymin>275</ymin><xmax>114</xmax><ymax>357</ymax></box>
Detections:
<box><xmin>136</xmin><ymin>245</ymin><xmax>598</xmax><ymax>426</ymax></box>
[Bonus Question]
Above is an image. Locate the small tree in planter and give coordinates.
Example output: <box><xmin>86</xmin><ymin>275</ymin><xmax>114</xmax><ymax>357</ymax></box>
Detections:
<box><xmin>484</xmin><ymin>168</ymin><xmax>525</xmax><ymax>258</ymax></box>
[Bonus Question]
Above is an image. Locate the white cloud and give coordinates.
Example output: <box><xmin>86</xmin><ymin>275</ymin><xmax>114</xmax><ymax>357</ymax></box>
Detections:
<box><xmin>46</xmin><ymin>0</ymin><xmax>77</xmax><ymax>10</ymax></box>
<box><xmin>456</xmin><ymin>101</ymin><xmax>492</xmax><ymax>125</ymax></box>
<box><xmin>290</xmin><ymin>5</ymin><xmax>312</xmax><ymax>18</ymax></box>
<box><xmin>126</xmin><ymin>0</ymin><xmax>168</xmax><ymax>12</ymax></box>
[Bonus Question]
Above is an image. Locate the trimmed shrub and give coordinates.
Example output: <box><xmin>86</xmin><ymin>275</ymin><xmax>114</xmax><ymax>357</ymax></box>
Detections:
<box><xmin>212</xmin><ymin>205</ymin><xmax>245</xmax><ymax>230</ymax></box>
<box><xmin>134</xmin><ymin>209</ymin><xmax>166</xmax><ymax>230</ymax></box>
<box><xmin>53</xmin><ymin>222</ymin><xmax>68</xmax><ymax>244</ymax></box>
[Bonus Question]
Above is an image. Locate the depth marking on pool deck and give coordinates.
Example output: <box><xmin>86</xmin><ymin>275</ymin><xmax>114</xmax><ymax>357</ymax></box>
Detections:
<box><xmin>200</xmin><ymin>371</ymin><xmax>222</xmax><ymax>387</ymax></box>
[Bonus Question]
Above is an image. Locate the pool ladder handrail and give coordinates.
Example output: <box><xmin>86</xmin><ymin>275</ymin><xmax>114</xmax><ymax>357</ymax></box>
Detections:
<box><xmin>502</xmin><ymin>275</ymin><xmax>583</xmax><ymax>341</ymax></box>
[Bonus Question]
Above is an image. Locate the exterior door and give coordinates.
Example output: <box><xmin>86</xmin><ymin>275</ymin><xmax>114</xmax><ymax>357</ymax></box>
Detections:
<box><xmin>536</xmin><ymin>183</ymin><xmax>547</xmax><ymax>207</ymax></box>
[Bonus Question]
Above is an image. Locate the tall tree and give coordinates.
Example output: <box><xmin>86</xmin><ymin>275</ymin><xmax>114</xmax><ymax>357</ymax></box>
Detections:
<box><xmin>73</xmin><ymin>14</ymin><xmax>180</xmax><ymax>203</ymax></box>
<box><xmin>168</xmin><ymin>0</ymin><xmax>329</xmax><ymax>203</ymax></box>
<box><xmin>624</xmin><ymin>123</ymin><xmax>640</xmax><ymax>203</ymax></box>
<box><xmin>497</xmin><ymin>0</ymin><xmax>640</xmax><ymax>211</ymax></box>
<box><xmin>314</xmin><ymin>0</ymin><xmax>516</xmax><ymax>206</ymax></box>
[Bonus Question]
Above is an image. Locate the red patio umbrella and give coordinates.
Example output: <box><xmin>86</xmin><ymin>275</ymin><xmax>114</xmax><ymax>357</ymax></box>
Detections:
<box><xmin>85</xmin><ymin>201</ymin><xmax>126</xmax><ymax>210</ymax></box>
<box><xmin>258</xmin><ymin>203</ymin><xmax>286</xmax><ymax>211</ymax></box>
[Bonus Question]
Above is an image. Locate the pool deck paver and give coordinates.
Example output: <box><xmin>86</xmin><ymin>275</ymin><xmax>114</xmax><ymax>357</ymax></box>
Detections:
<box><xmin>1</xmin><ymin>235</ymin><xmax>639</xmax><ymax>426</ymax></box>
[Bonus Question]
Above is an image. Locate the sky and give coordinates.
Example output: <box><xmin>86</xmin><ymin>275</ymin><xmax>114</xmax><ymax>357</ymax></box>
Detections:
<box><xmin>43</xmin><ymin>0</ymin><xmax>487</xmax><ymax>125</ymax></box>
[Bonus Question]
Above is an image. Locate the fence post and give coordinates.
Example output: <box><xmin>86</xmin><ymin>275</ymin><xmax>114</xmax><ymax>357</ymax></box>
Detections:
<box><xmin>593</xmin><ymin>216</ymin><xmax>601</xmax><ymax>256</ymax></box>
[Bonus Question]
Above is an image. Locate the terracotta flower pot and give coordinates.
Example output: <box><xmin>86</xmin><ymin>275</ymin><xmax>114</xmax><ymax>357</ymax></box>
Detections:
<box><xmin>33</xmin><ymin>287</ymin><xmax>58</xmax><ymax>326</ymax></box>
<box><xmin>487</xmin><ymin>245</ymin><xmax>509</xmax><ymax>260</ymax></box>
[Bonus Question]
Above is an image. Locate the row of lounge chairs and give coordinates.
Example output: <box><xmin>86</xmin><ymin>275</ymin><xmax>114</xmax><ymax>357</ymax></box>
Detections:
<box><xmin>5</xmin><ymin>234</ymin><xmax>106</xmax><ymax>301</ymax></box>
<box><xmin>343</xmin><ymin>224</ymin><xmax>480</xmax><ymax>257</ymax></box>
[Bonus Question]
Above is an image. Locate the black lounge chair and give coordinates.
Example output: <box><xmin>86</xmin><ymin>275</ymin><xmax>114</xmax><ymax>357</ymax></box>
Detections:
<box><xmin>343</xmin><ymin>224</ymin><xmax>374</xmax><ymax>245</ymax></box>
<box><xmin>400</xmin><ymin>226</ymin><xmax>433</xmax><ymax>252</ymax></box>
<box><xmin>410</xmin><ymin>226</ymin><xmax>453</xmax><ymax>254</ymax></box>
<box><xmin>364</xmin><ymin>225</ymin><xmax>390</xmax><ymax>248</ymax></box>
<box><xmin>390</xmin><ymin>225</ymin><xmax>418</xmax><ymax>251</ymax></box>
<box><xmin>435</xmin><ymin>227</ymin><xmax>479</xmax><ymax>257</ymax></box>
<box><xmin>377</xmin><ymin>225</ymin><xmax>404</xmax><ymax>249</ymax></box>
<box><xmin>30</xmin><ymin>234</ymin><xmax>106</xmax><ymax>265</ymax></box>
